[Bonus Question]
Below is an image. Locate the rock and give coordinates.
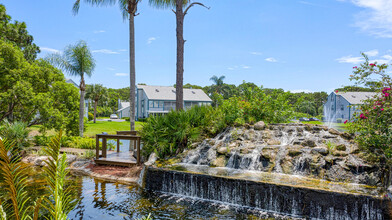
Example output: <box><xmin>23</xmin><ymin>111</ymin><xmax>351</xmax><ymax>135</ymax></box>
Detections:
<box><xmin>302</xmin><ymin>139</ymin><xmax>316</xmax><ymax>147</ymax></box>
<box><xmin>312</xmin><ymin>147</ymin><xmax>329</xmax><ymax>155</ymax></box>
<box><xmin>340</xmin><ymin>132</ymin><xmax>354</xmax><ymax>140</ymax></box>
<box><xmin>34</xmin><ymin>156</ymin><xmax>48</xmax><ymax>166</ymax></box>
<box><xmin>322</xmin><ymin>135</ymin><xmax>337</xmax><ymax>139</ymax></box>
<box><xmin>71</xmin><ymin>160</ymin><xmax>91</xmax><ymax>168</ymax></box>
<box><xmin>65</xmin><ymin>154</ymin><xmax>77</xmax><ymax>164</ymax></box>
<box><xmin>288</xmin><ymin>149</ymin><xmax>302</xmax><ymax>157</ymax></box>
<box><xmin>335</xmin><ymin>144</ymin><xmax>347</xmax><ymax>151</ymax></box>
<box><xmin>145</xmin><ymin>152</ymin><xmax>158</xmax><ymax>166</ymax></box>
<box><xmin>217</xmin><ymin>147</ymin><xmax>228</xmax><ymax>155</ymax></box>
<box><xmin>281</xmin><ymin>159</ymin><xmax>293</xmax><ymax>174</ymax></box>
<box><xmin>261</xmin><ymin>147</ymin><xmax>278</xmax><ymax>160</ymax></box>
<box><xmin>267</xmin><ymin>139</ymin><xmax>281</xmax><ymax>145</ymax></box>
<box><xmin>254</xmin><ymin>121</ymin><xmax>266</xmax><ymax>130</ymax></box>
<box><xmin>332</xmin><ymin>151</ymin><xmax>348</xmax><ymax>157</ymax></box>
<box><xmin>211</xmin><ymin>156</ymin><xmax>226</xmax><ymax>167</ymax></box>
<box><xmin>328</xmin><ymin>128</ymin><xmax>341</xmax><ymax>135</ymax></box>
<box><xmin>350</xmin><ymin>145</ymin><xmax>360</xmax><ymax>154</ymax></box>
<box><xmin>296</xmin><ymin>127</ymin><xmax>304</xmax><ymax>132</ymax></box>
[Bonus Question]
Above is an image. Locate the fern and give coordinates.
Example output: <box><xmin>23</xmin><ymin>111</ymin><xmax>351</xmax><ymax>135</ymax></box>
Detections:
<box><xmin>41</xmin><ymin>131</ymin><xmax>77</xmax><ymax>220</ymax></box>
<box><xmin>0</xmin><ymin>138</ymin><xmax>35</xmax><ymax>220</ymax></box>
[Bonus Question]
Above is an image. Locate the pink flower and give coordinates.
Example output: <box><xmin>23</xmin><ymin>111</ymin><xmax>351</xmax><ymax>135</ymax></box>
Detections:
<box><xmin>335</xmin><ymin>90</ymin><xmax>338</xmax><ymax>93</ymax></box>
<box><xmin>381</xmin><ymin>108</ymin><xmax>384</xmax><ymax>111</ymax></box>
<box><xmin>360</xmin><ymin>113</ymin><xmax>368</xmax><ymax>119</ymax></box>
<box><xmin>385</xmin><ymin>93</ymin><xmax>390</xmax><ymax>97</ymax></box>
<box><xmin>344</xmin><ymin>120</ymin><xmax>348</xmax><ymax>124</ymax></box>
<box><xmin>370</xmin><ymin>63</ymin><xmax>376</xmax><ymax>67</ymax></box>
<box><xmin>353</xmin><ymin>66</ymin><xmax>357</xmax><ymax>69</ymax></box>
<box><xmin>374</xmin><ymin>106</ymin><xmax>377</xmax><ymax>109</ymax></box>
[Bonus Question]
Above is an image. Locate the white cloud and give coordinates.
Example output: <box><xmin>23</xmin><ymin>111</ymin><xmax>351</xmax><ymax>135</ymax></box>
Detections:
<box><xmin>227</xmin><ymin>67</ymin><xmax>234</xmax><ymax>70</ymax></box>
<box><xmin>40</xmin><ymin>47</ymin><xmax>60</xmax><ymax>53</ymax></box>
<box><xmin>265</xmin><ymin>57</ymin><xmax>278</xmax><ymax>62</ymax></box>
<box><xmin>147</xmin><ymin>37</ymin><xmax>157</xmax><ymax>44</ymax></box>
<box><xmin>250</xmin><ymin>51</ymin><xmax>262</xmax><ymax>55</ymax></box>
<box><xmin>298</xmin><ymin>1</ymin><xmax>325</xmax><ymax>7</ymax></box>
<box><xmin>93</xmin><ymin>30</ymin><xmax>105</xmax><ymax>34</ymax></box>
<box><xmin>107</xmin><ymin>67</ymin><xmax>115</xmax><ymax>71</ymax></box>
<box><xmin>92</xmin><ymin>49</ymin><xmax>119</xmax><ymax>54</ymax></box>
<box><xmin>115</xmin><ymin>73</ymin><xmax>128</xmax><ymax>76</ymax></box>
<box><xmin>336</xmin><ymin>55</ymin><xmax>364</xmax><ymax>64</ymax></box>
<box><xmin>343</xmin><ymin>0</ymin><xmax>392</xmax><ymax>38</ymax></box>
<box><xmin>242</xmin><ymin>65</ymin><xmax>251</xmax><ymax>69</ymax></box>
<box><xmin>364</xmin><ymin>49</ymin><xmax>379</xmax><ymax>57</ymax></box>
<box><xmin>118</xmin><ymin>49</ymin><xmax>127</xmax><ymax>52</ymax></box>
<box><xmin>370</xmin><ymin>54</ymin><xmax>392</xmax><ymax>64</ymax></box>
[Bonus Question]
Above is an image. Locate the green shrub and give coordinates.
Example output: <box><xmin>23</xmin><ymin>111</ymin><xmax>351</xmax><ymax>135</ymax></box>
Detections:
<box><xmin>0</xmin><ymin>120</ymin><xmax>30</xmax><ymax>150</ymax></box>
<box><xmin>33</xmin><ymin>135</ymin><xmax>52</xmax><ymax>146</ymax></box>
<box><xmin>88</xmin><ymin>112</ymin><xmax>94</xmax><ymax>121</ymax></box>
<box><xmin>81</xmin><ymin>150</ymin><xmax>96</xmax><ymax>159</ymax></box>
<box><xmin>123</xmin><ymin>117</ymin><xmax>130</xmax><ymax>121</ymax></box>
<box><xmin>66</xmin><ymin>136</ymin><xmax>96</xmax><ymax>149</ymax></box>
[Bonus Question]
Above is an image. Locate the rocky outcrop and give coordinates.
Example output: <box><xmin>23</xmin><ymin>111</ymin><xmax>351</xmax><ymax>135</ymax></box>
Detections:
<box><xmin>182</xmin><ymin>123</ymin><xmax>390</xmax><ymax>187</ymax></box>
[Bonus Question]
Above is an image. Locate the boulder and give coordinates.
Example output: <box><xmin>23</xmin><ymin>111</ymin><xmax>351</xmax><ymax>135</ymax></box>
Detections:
<box><xmin>335</xmin><ymin>144</ymin><xmax>347</xmax><ymax>151</ymax></box>
<box><xmin>288</xmin><ymin>149</ymin><xmax>302</xmax><ymax>157</ymax></box>
<box><xmin>332</xmin><ymin>151</ymin><xmax>348</xmax><ymax>157</ymax></box>
<box><xmin>145</xmin><ymin>152</ymin><xmax>158</xmax><ymax>166</ymax></box>
<box><xmin>211</xmin><ymin>156</ymin><xmax>226</xmax><ymax>167</ymax></box>
<box><xmin>254</xmin><ymin>121</ymin><xmax>266</xmax><ymax>130</ymax></box>
<box><xmin>328</xmin><ymin>128</ymin><xmax>341</xmax><ymax>135</ymax></box>
<box><xmin>311</xmin><ymin>147</ymin><xmax>329</xmax><ymax>155</ymax></box>
<box><xmin>302</xmin><ymin>139</ymin><xmax>316</xmax><ymax>147</ymax></box>
<box><xmin>267</xmin><ymin>139</ymin><xmax>281</xmax><ymax>145</ymax></box>
<box><xmin>217</xmin><ymin>146</ymin><xmax>228</xmax><ymax>155</ymax></box>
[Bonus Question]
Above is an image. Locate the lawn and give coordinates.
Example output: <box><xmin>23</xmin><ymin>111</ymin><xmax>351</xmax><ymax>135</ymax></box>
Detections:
<box><xmin>85</xmin><ymin>121</ymin><xmax>145</xmax><ymax>137</ymax></box>
<box><xmin>29</xmin><ymin>121</ymin><xmax>145</xmax><ymax>138</ymax></box>
<box><xmin>300</xmin><ymin>121</ymin><xmax>348</xmax><ymax>131</ymax></box>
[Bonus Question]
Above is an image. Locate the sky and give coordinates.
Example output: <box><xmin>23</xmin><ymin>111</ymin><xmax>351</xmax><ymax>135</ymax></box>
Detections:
<box><xmin>2</xmin><ymin>0</ymin><xmax>392</xmax><ymax>93</ymax></box>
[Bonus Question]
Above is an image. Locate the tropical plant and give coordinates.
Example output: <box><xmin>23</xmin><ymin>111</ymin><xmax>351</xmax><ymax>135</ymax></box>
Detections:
<box><xmin>149</xmin><ymin>0</ymin><xmax>209</xmax><ymax>110</ymax></box>
<box><xmin>0</xmin><ymin>138</ymin><xmax>41</xmax><ymax>220</ymax></box>
<box><xmin>347</xmin><ymin>53</ymin><xmax>392</xmax><ymax>157</ymax></box>
<box><xmin>209</xmin><ymin>75</ymin><xmax>226</xmax><ymax>95</ymax></box>
<box><xmin>86</xmin><ymin>84</ymin><xmax>108</xmax><ymax>123</ymax></box>
<box><xmin>41</xmin><ymin>132</ymin><xmax>78</xmax><ymax>220</ymax></box>
<box><xmin>47</xmin><ymin>41</ymin><xmax>95</xmax><ymax>137</ymax></box>
<box><xmin>0</xmin><ymin>120</ymin><xmax>30</xmax><ymax>151</ymax></box>
<box><xmin>73</xmin><ymin>0</ymin><xmax>139</xmax><ymax>131</ymax></box>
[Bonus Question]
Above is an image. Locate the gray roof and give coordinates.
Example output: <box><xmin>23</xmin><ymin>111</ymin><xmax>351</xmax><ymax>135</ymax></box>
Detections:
<box><xmin>337</xmin><ymin>92</ymin><xmax>378</xmax><ymax>104</ymax></box>
<box><xmin>65</xmin><ymin>78</ymin><xmax>78</xmax><ymax>88</ymax></box>
<box><xmin>117</xmin><ymin>101</ymin><xmax>130</xmax><ymax>112</ymax></box>
<box><xmin>137</xmin><ymin>85</ymin><xmax>212</xmax><ymax>102</ymax></box>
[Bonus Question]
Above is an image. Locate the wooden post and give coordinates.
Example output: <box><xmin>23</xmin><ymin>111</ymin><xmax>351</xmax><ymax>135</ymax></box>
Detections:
<box><xmin>96</xmin><ymin>136</ymin><xmax>100</xmax><ymax>159</ymax></box>
<box><xmin>137</xmin><ymin>137</ymin><xmax>141</xmax><ymax>165</ymax></box>
<box><xmin>102</xmin><ymin>137</ymin><xmax>107</xmax><ymax>158</ymax></box>
<box><xmin>117</xmin><ymin>138</ymin><xmax>120</xmax><ymax>153</ymax></box>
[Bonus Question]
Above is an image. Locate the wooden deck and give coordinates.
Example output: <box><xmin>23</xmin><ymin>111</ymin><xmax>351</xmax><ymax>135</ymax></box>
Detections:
<box><xmin>95</xmin><ymin>151</ymin><xmax>137</xmax><ymax>166</ymax></box>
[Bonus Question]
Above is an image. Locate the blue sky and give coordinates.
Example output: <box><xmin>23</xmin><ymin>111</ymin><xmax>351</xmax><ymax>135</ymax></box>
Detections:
<box><xmin>2</xmin><ymin>0</ymin><xmax>392</xmax><ymax>92</ymax></box>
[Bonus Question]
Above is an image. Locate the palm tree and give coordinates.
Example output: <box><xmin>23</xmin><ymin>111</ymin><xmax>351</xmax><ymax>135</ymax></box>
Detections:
<box><xmin>210</xmin><ymin>75</ymin><xmax>226</xmax><ymax>95</ymax></box>
<box><xmin>47</xmin><ymin>41</ymin><xmax>95</xmax><ymax>137</ymax></box>
<box><xmin>86</xmin><ymin>84</ymin><xmax>107</xmax><ymax>123</ymax></box>
<box><xmin>73</xmin><ymin>0</ymin><xmax>139</xmax><ymax>131</ymax></box>
<box><xmin>149</xmin><ymin>0</ymin><xmax>209</xmax><ymax>110</ymax></box>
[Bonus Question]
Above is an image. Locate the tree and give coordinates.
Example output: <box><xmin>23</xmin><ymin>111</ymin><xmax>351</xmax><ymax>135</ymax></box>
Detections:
<box><xmin>210</xmin><ymin>75</ymin><xmax>226</xmax><ymax>94</ymax></box>
<box><xmin>0</xmin><ymin>4</ymin><xmax>40</xmax><ymax>61</ymax></box>
<box><xmin>73</xmin><ymin>0</ymin><xmax>139</xmax><ymax>131</ymax></box>
<box><xmin>149</xmin><ymin>0</ymin><xmax>209</xmax><ymax>110</ymax></box>
<box><xmin>86</xmin><ymin>84</ymin><xmax>108</xmax><ymax>123</ymax></box>
<box><xmin>47</xmin><ymin>41</ymin><xmax>95</xmax><ymax>137</ymax></box>
<box><xmin>0</xmin><ymin>39</ymin><xmax>79</xmax><ymax>135</ymax></box>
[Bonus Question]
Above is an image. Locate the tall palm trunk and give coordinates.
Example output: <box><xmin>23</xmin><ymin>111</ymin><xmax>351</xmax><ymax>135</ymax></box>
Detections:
<box><xmin>129</xmin><ymin>6</ymin><xmax>136</xmax><ymax>131</ymax></box>
<box><xmin>93</xmin><ymin>100</ymin><xmax>98</xmax><ymax>123</ymax></box>
<box><xmin>79</xmin><ymin>78</ymin><xmax>86</xmax><ymax>137</ymax></box>
<box><xmin>175</xmin><ymin>0</ymin><xmax>184</xmax><ymax>110</ymax></box>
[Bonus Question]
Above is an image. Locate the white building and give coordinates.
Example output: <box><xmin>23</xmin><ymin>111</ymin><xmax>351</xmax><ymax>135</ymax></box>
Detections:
<box><xmin>117</xmin><ymin>85</ymin><xmax>212</xmax><ymax>119</ymax></box>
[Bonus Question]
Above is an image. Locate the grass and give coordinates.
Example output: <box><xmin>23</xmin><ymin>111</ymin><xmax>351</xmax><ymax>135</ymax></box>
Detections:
<box><xmin>84</xmin><ymin>121</ymin><xmax>145</xmax><ymax>137</ymax></box>
<box><xmin>29</xmin><ymin>121</ymin><xmax>145</xmax><ymax>138</ymax></box>
<box><xmin>301</xmin><ymin>121</ymin><xmax>348</xmax><ymax>131</ymax></box>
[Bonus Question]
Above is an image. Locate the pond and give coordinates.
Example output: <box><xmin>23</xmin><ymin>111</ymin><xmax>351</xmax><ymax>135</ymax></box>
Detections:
<box><xmin>0</xmin><ymin>166</ymin><xmax>274</xmax><ymax>220</ymax></box>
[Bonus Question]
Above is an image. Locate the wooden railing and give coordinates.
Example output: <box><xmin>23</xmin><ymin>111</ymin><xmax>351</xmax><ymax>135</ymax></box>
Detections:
<box><xmin>95</xmin><ymin>132</ymin><xmax>141</xmax><ymax>165</ymax></box>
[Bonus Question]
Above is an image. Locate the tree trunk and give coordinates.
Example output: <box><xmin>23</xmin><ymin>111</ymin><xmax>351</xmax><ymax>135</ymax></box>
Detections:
<box><xmin>79</xmin><ymin>77</ymin><xmax>86</xmax><ymax>137</ymax></box>
<box><xmin>175</xmin><ymin>0</ymin><xmax>184</xmax><ymax>110</ymax></box>
<box><xmin>129</xmin><ymin>10</ymin><xmax>136</xmax><ymax>131</ymax></box>
<box><xmin>93</xmin><ymin>100</ymin><xmax>97</xmax><ymax>123</ymax></box>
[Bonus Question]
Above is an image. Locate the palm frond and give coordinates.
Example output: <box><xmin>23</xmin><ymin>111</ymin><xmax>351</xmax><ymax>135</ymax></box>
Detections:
<box><xmin>0</xmin><ymin>138</ymin><xmax>33</xmax><ymax>220</ymax></box>
<box><xmin>41</xmin><ymin>131</ymin><xmax>78</xmax><ymax>220</ymax></box>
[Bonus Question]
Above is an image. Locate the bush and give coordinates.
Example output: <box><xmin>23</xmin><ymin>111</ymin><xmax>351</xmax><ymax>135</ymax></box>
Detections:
<box><xmin>123</xmin><ymin>117</ymin><xmax>130</xmax><ymax>121</ymax></box>
<box><xmin>66</xmin><ymin>136</ymin><xmax>96</xmax><ymax>149</ymax></box>
<box><xmin>0</xmin><ymin>120</ymin><xmax>30</xmax><ymax>150</ymax></box>
<box><xmin>33</xmin><ymin>135</ymin><xmax>52</xmax><ymax>146</ymax></box>
<box><xmin>88</xmin><ymin>112</ymin><xmax>94</xmax><ymax>121</ymax></box>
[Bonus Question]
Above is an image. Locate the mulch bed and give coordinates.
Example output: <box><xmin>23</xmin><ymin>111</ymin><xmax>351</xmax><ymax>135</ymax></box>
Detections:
<box><xmin>86</xmin><ymin>164</ymin><xmax>142</xmax><ymax>178</ymax></box>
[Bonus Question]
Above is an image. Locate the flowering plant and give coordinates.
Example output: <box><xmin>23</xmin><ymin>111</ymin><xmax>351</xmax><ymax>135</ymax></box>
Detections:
<box><xmin>348</xmin><ymin>53</ymin><xmax>392</xmax><ymax>157</ymax></box>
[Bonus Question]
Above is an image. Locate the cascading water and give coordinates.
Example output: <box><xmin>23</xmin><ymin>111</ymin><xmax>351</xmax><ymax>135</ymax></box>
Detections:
<box><xmin>324</xmin><ymin>104</ymin><xmax>337</xmax><ymax>128</ymax></box>
<box><xmin>144</xmin><ymin>123</ymin><xmax>392</xmax><ymax>219</ymax></box>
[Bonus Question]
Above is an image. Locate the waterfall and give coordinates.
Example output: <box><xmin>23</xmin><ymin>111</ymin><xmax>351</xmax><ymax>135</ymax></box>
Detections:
<box><xmin>144</xmin><ymin>167</ymin><xmax>390</xmax><ymax>220</ymax></box>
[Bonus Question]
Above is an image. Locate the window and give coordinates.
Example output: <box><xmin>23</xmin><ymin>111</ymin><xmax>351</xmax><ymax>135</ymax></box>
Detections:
<box><xmin>159</xmin><ymin>101</ymin><xmax>164</xmax><ymax>108</ymax></box>
<box><xmin>149</xmin><ymin>101</ymin><xmax>153</xmax><ymax>108</ymax></box>
<box><xmin>341</xmin><ymin>105</ymin><xmax>344</xmax><ymax>111</ymax></box>
<box><xmin>154</xmin><ymin>101</ymin><xmax>159</xmax><ymax>108</ymax></box>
